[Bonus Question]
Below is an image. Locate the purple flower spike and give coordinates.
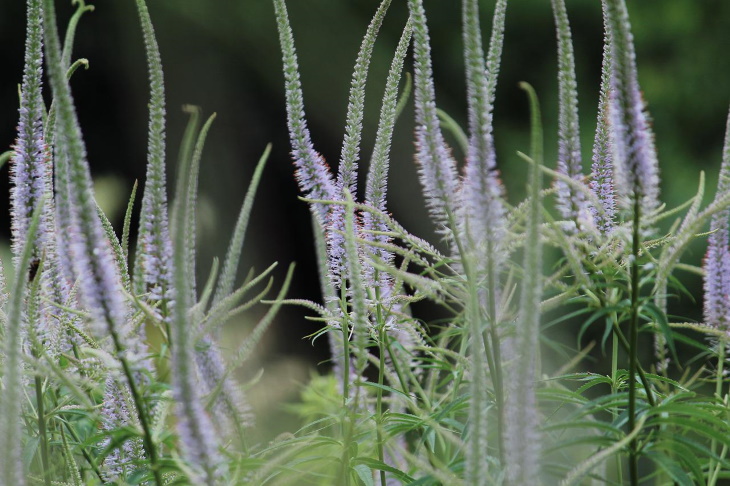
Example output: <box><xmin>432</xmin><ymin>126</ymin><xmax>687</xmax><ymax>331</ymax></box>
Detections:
<box><xmin>552</xmin><ymin>0</ymin><xmax>587</xmax><ymax>226</ymax></box>
<box><xmin>10</xmin><ymin>0</ymin><xmax>50</xmax><ymax>262</ymax></box>
<box><xmin>704</xmin><ymin>110</ymin><xmax>730</xmax><ymax>331</ymax></box>
<box><xmin>133</xmin><ymin>0</ymin><xmax>175</xmax><ymax>322</ymax></box>
<box><xmin>409</xmin><ymin>0</ymin><xmax>460</xmax><ymax>235</ymax></box>
<box><xmin>100</xmin><ymin>378</ymin><xmax>146</xmax><ymax>483</ymax></box>
<box><xmin>195</xmin><ymin>339</ymin><xmax>254</xmax><ymax>436</ymax></box>
<box><xmin>589</xmin><ymin>23</ymin><xmax>617</xmax><ymax>234</ymax></box>
<box><xmin>603</xmin><ymin>0</ymin><xmax>660</xmax><ymax>218</ymax></box>
<box><xmin>704</xmin><ymin>231</ymin><xmax>730</xmax><ymax>331</ymax></box>
<box><xmin>274</xmin><ymin>0</ymin><xmax>336</xmax><ymax>226</ymax></box>
<box><xmin>326</xmin><ymin>193</ymin><xmax>348</xmax><ymax>288</ymax></box>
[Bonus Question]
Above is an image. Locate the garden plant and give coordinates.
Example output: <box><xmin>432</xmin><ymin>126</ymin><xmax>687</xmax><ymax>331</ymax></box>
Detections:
<box><xmin>1</xmin><ymin>0</ymin><xmax>730</xmax><ymax>485</ymax></box>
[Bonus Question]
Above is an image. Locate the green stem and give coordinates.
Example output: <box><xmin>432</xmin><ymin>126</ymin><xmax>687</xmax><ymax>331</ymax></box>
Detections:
<box><xmin>376</xmin><ymin>322</ymin><xmax>387</xmax><ymax>486</ymax></box>
<box><xmin>611</xmin><ymin>321</ymin><xmax>655</xmax><ymax>407</ymax></box>
<box><xmin>341</xmin><ymin>285</ymin><xmax>351</xmax><ymax>405</ymax></box>
<box><xmin>455</xmin><ymin>228</ymin><xmax>504</xmax><ymax>463</ymax></box>
<box><xmin>64</xmin><ymin>422</ymin><xmax>104</xmax><ymax>482</ymax></box>
<box><xmin>338</xmin><ymin>414</ymin><xmax>354</xmax><ymax>486</ymax></box>
<box><xmin>628</xmin><ymin>198</ymin><xmax>641</xmax><ymax>486</ymax></box>
<box><xmin>709</xmin><ymin>340</ymin><xmax>726</xmax><ymax>486</ymax></box>
<box><xmin>338</xmin><ymin>285</ymin><xmax>352</xmax><ymax>486</ymax></box>
<box><xmin>34</xmin><ymin>375</ymin><xmax>51</xmax><ymax>486</ymax></box>
<box><xmin>485</xmin><ymin>242</ymin><xmax>504</xmax><ymax>464</ymax></box>
<box><xmin>611</xmin><ymin>320</ymin><xmax>623</xmax><ymax>484</ymax></box>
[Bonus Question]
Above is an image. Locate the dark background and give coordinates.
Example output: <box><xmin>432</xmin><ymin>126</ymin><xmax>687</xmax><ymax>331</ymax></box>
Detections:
<box><xmin>1</xmin><ymin>0</ymin><xmax>729</xmax><ymax>436</ymax></box>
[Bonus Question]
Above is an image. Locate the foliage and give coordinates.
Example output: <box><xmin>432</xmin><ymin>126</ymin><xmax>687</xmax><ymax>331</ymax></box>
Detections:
<box><xmin>1</xmin><ymin>0</ymin><xmax>730</xmax><ymax>485</ymax></box>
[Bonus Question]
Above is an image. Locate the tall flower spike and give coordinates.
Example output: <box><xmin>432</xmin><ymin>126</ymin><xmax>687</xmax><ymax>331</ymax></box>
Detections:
<box><xmin>503</xmin><ymin>82</ymin><xmax>543</xmax><ymax>485</ymax></box>
<box><xmin>11</xmin><ymin>0</ymin><xmax>76</xmax><ymax>362</ymax></box>
<box><xmin>337</xmin><ymin>0</ymin><xmax>391</xmax><ymax>196</ymax></box>
<box><xmin>133</xmin><ymin>0</ymin><xmax>175</xmax><ymax>318</ymax></box>
<box><xmin>42</xmin><ymin>3</ymin><xmax>160</xmax><ymax>480</ymax></box>
<box><xmin>703</xmin><ymin>108</ymin><xmax>730</xmax><ymax>331</ymax></box>
<box><xmin>0</xmin><ymin>113</ymin><xmax>46</xmax><ymax>486</ymax></box>
<box><xmin>170</xmin><ymin>108</ymin><xmax>222</xmax><ymax>484</ymax></box>
<box><xmin>10</xmin><ymin>0</ymin><xmax>50</xmax><ymax>263</ymax></box>
<box><xmin>589</xmin><ymin>17</ymin><xmax>616</xmax><ymax>234</ymax></box>
<box><xmin>603</xmin><ymin>0</ymin><xmax>660</xmax><ymax>218</ymax></box>
<box><xmin>42</xmin><ymin>0</ymin><xmax>134</xmax><ymax>350</ymax></box>
<box><xmin>551</xmin><ymin>0</ymin><xmax>587</xmax><ymax>225</ymax></box>
<box><xmin>408</xmin><ymin>0</ymin><xmax>460</xmax><ymax>235</ymax></box>
<box><xmin>328</xmin><ymin>0</ymin><xmax>391</xmax><ymax>288</ymax></box>
<box><xmin>363</xmin><ymin>21</ymin><xmax>412</xmax><ymax>290</ymax></box>
<box><xmin>460</xmin><ymin>1</ymin><xmax>508</xmax><ymax>482</ymax></box>
<box><xmin>460</xmin><ymin>0</ymin><xmax>507</xmax><ymax>267</ymax></box>
<box><xmin>273</xmin><ymin>0</ymin><xmax>336</xmax><ymax>225</ymax></box>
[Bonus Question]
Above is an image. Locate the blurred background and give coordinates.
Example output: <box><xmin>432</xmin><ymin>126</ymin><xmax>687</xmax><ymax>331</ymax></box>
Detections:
<box><xmin>1</xmin><ymin>0</ymin><xmax>729</xmax><ymax>439</ymax></box>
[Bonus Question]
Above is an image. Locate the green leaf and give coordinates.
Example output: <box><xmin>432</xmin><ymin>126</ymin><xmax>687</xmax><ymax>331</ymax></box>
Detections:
<box><xmin>213</xmin><ymin>143</ymin><xmax>271</xmax><ymax>306</ymax></box>
<box><xmin>122</xmin><ymin>179</ymin><xmax>138</xmax><ymax>264</ymax></box>
<box><xmin>358</xmin><ymin>381</ymin><xmax>413</xmax><ymax>403</ymax></box>
<box><xmin>641</xmin><ymin>300</ymin><xmax>677</xmax><ymax>362</ymax></box>
<box><xmin>353</xmin><ymin>464</ymin><xmax>374</xmax><ymax>486</ymax></box>
<box><xmin>352</xmin><ymin>457</ymin><xmax>415</xmax><ymax>483</ymax></box>
<box><xmin>645</xmin><ymin>451</ymin><xmax>694</xmax><ymax>486</ymax></box>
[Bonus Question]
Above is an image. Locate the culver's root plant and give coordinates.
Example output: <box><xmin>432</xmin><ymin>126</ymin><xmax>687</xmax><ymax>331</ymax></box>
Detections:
<box><xmin>273</xmin><ymin>0</ymin><xmax>730</xmax><ymax>484</ymax></box>
<box><xmin>0</xmin><ymin>0</ymin><xmax>290</xmax><ymax>484</ymax></box>
<box><xmin>2</xmin><ymin>0</ymin><xmax>730</xmax><ymax>485</ymax></box>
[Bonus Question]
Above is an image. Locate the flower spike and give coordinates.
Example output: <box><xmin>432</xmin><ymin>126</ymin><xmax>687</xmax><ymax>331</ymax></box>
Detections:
<box><xmin>133</xmin><ymin>0</ymin><xmax>175</xmax><ymax>320</ymax></box>
<box><xmin>603</xmin><ymin>0</ymin><xmax>660</xmax><ymax>218</ymax></box>
<box><xmin>408</xmin><ymin>0</ymin><xmax>461</xmax><ymax>235</ymax></box>
<box><xmin>11</xmin><ymin>0</ymin><xmax>50</xmax><ymax>263</ymax></box>
<box><xmin>704</xmin><ymin>107</ymin><xmax>730</xmax><ymax>331</ymax></box>
<box><xmin>551</xmin><ymin>0</ymin><xmax>587</xmax><ymax>226</ymax></box>
<box><xmin>589</xmin><ymin>18</ymin><xmax>617</xmax><ymax>234</ymax></box>
<box><xmin>273</xmin><ymin>0</ymin><xmax>336</xmax><ymax>226</ymax></box>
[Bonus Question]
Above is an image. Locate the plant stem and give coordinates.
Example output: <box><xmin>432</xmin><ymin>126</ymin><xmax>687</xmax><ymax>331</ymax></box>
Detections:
<box><xmin>611</xmin><ymin>314</ymin><xmax>623</xmax><ymax>484</ymax></box>
<box><xmin>610</xmin><ymin>321</ymin><xmax>655</xmax><ymax>407</ymax></box>
<box><xmin>628</xmin><ymin>197</ymin><xmax>641</xmax><ymax>486</ymax></box>
<box><xmin>485</xmin><ymin>242</ymin><xmax>505</xmax><ymax>464</ymax></box>
<box><xmin>341</xmin><ymin>284</ymin><xmax>351</xmax><ymax>405</ymax></box>
<box><xmin>376</xmin><ymin>322</ymin><xmax>387</xmax><ymax>486</ymax></box>
<box><xmin>34</xmin><ymin>375</ymin><xmax>51</xmax><ymax>486</ymax></box>
<box><xmin>338</xmin><ymin>284</ymin><xmax>352</xmax><ymax>486</ymax></box>
<box><xmin>64</xmin><ymin>421</ymin><xmax>104</xmax><ymax>482</ymax></box>
<box><xmin>709</xmin><ymin>339</ymin><xmax>727</xmax><ymax>486</ymax></box>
